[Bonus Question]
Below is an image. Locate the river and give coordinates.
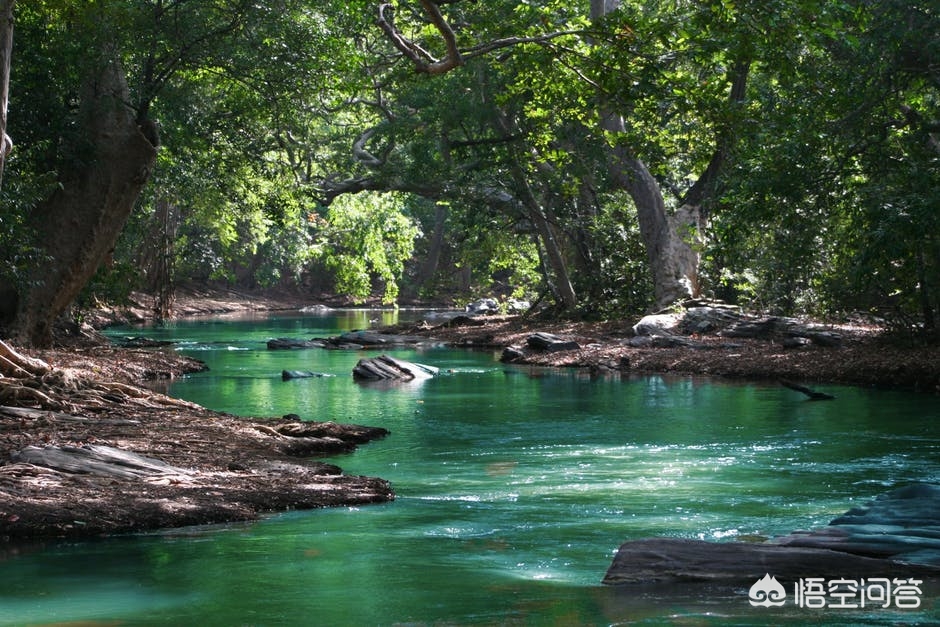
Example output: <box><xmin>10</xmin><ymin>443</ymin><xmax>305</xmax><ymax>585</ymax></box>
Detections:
<box><xmin>1</xmin><ymin>310</ymin><xmax>938</xmax><ymax>625</ymax></box>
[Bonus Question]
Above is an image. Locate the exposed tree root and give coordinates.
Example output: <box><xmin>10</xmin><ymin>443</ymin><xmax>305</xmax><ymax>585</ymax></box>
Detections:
<box><xmin>0</xmin><ymin>339</ymin><xmax>194</xmax><ymax>413</ymax></box>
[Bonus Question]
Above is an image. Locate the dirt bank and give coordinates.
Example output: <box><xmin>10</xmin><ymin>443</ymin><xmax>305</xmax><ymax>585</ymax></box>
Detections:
<box><xmin>396</xmin><ymin>315</ymin><xmax>940</xmax><ymax>393</ymax></box>
<box><xmin>0</xmin><ymin>341</ymin><xmax>393</xmax><ymax>542</ymax></box>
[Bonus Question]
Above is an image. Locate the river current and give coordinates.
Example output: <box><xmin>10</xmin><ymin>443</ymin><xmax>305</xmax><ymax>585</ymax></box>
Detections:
<box><xmin>1</xmin><ymin>310</ymin><xmax>938</xmax><ymax>625</ymax></box>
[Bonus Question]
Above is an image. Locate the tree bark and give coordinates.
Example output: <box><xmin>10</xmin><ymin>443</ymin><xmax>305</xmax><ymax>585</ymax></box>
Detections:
<box><xmin>9</xmin><ymin>51</ymin><xmax>157</xmax><ymax>346</ymax></box>
<box><xmin>0</xmin><ymin>0</ymin><xmax>14</xmax><ymax>189</ymax></box>
<box><xmin>591</xmin><ymin>0</ymin><xmax>700</xmax><ymax>309</ymax></box>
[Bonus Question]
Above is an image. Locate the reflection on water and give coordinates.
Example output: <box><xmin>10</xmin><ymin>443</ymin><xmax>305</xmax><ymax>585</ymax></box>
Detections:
<box><xmin>0</xmin><ymin>310</ymin><xmax>938</xmax><ymax>625</ymax></box>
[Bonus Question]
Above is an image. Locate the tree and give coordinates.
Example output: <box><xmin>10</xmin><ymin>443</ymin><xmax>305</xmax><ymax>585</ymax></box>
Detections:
<box><xmin>369</xmin><ymin>0</ymin><xmax>753</xmax><ymax>311</ymax></box>
<box><xmin>0</xmin><ymin>0</ymin><xmax>13</xmax><ymax>188</ymax></box>
<box><xmin>0</xmin><ymin>1</ymin><xmax>263</xmax><ymax>344</ymax></box>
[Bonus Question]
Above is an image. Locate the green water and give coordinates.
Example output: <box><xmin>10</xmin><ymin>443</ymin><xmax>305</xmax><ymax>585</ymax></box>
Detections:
<box><xmin>1</xmin><ymin>310</ymin><xmax>939</xmax><ymax>625</ymax></box>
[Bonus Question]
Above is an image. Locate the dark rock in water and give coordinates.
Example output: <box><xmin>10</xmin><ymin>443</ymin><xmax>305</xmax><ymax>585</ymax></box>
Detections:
<box><xmin>275</xmin><ymin>421</ymin><xmax>389</xmax><ymax>444</ymax></box>
<box><xmin>267</xmin><ymin>337</ymin><xmax>324</xmax><ymax>350</ymax></box>
<box><xmin>352</xmin><ymin>354</ymin><xmax>438</xmax><ymax>381</ymax></box>
<box><xmin>281</xmin><ymin>370</ymin><xmax>328</xmax><ymax>381</ymax></box>
<box><xmin>338</xmin><ymin>330</ymin><xmax>428</xmax><ymax>346</ymax></box>
<box><xmin>602</xmin><ymin>538</ymin><xmax>937</xmax><ymax>585</ymax></box>
<box><xmin>500</xmin><ymin>346</ymin><xmax>526</xmax><ymax>363</ymax></box>
<box><xmin>526</xmin><ymin>332</ymin><xmax>580</xmax><ymax>352</ymax></box>
<box><xmin>603</xmin><ymin>483</ymin><xmax>940</xmax><ymax>586</ymax></box>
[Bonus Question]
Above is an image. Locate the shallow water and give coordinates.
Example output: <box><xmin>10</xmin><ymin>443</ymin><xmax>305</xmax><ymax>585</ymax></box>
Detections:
<box><xmin>1</xmin><ymin>310</ymin><xmax>938</xmax><ymax>625</ymax></box>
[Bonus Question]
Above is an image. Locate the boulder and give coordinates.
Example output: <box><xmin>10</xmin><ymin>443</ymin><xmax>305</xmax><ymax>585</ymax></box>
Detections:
<box><xmin>632</xmin><ymin>313</ymin><xmax>683</xmax><ymax>336</ymax></box>
<box><xmin>465</xmin><ymin>298</ymin><xmax>499</xmax><ymax>314</ymax></box>
<box><xmin>678</xmin><ymin>306</ymin><xmax>744</xmax><ymax>335</ymax></box>
<box><xmin>352</xmin><ymin>354</ymin><xmax>438</xmax><ymax>381</ymax></box>
<box><xmin>602</xmin><ymin>538</ymin><xmax>936</xmax><ymax>586</ymax></box>
<box><xmin>603</xmin><ymin>484</ymin><xmax>940</xmax><ymax>586</ymax></box>
<box><xmin>525</xmin><ymin>332</ymin><xmax>581</xmax><ymax>352</ymax></box>
<box><xmin>500</xmin><ymin>346</ymin><xmax>526</xmax><ymax>363</ymax></box>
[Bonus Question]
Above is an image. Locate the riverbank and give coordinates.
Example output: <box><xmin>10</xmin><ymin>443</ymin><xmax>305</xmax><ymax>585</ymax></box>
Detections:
<box><xmin>395</xmin><ymin>313</ymin><xmax>940</xmax><ymax>393</ymax></box>
<box><xmin>2</xmin><ymin>289</ymin><xmax>938</xmax><ymax>543</ymax></box>
<box><xmin>0</xmin><ymin>339</ymin><xmax>393</xmax><ymax>543</ymax></box>
<box><xmin>112</xmin><ymin>285</ymin><xmax>940</xmax><ymax>393</ymax></box>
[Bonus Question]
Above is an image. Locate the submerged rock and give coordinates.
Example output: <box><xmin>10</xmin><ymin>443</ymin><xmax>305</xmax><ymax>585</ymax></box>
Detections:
<box><xmin>281</xmin><ymin>370</ymin><xmax>329</xmax><ymax>380</ymax></box>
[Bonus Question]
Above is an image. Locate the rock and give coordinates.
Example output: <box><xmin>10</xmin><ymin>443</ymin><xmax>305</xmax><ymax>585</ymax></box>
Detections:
<box><xmin>782</xmin><ymin>336</ymin><xmax>812</xmax><ymax>349</ymax></box>
<box><xmin>603</xmin><ymin>484</ymin><xmax>940</xmax><ymax>586</ymax></box>
<box><xmin>525</xmin><ymin>332</ymin><xmax>580</xmax><ymax>352</ymax></box>
<box><xmin>274</xmin><ymin>421</ymin><xmax>389</xmax><ymax>444</ymax></box>
<box><xmin>441</xmin><ymin>315</ymin><xmax>486</xmax><ymax>328</ymax></box>
<box><xmin>648</xmin><ymin>335</ymin><xmax>707</xmax><ymax>349</ymax></box>
<box><xmin>721</xmin><ymin>316</ymin><xmax>793</xmax><ymax>339</ymax></box>
<box><xmin>805</xmin><ymin>330</ymin><xmax>842</xmax><ymax>347</ymax></box>
<box><xmin>632</xmin><ymin>313</ymin><xmax>683</xmax><ymax>336</ymax></box>
<box><xmin>602</xmin><ymin>538</ymin><xmax>939</xmax><ymax>585</ymax></box>
<box><xmin>678</xmin><ymin>306</ymin><xmax>743</xmax><ymax>335</ymax></box>
<box><xmin>774</xmin><ymin>483</ymin><xmax>940</xmax><ymax>564</ymax></box>
<box><xmin>352</xmin><ymin>354</ymin><xmax>438</xmax><ymax>381</ymax></box>
<box><xmin>465</xmin><ymin>298</ymin><xmax>499</xmax><ymax>314</ymax></box>
<box><xmin>500</xmin><ymin>346</ymin><xmax>526</xmax><ymax>363</ymax></box>
<box><xmin>281</xmin><ymin>370</ymin><xmax>329</xmax><ymax>380</ymax></box>
<box><xmin>267</xmin><ymin>337</ymin><xmax>325</xmax><ymax>350</ymax></box>
<box><xmin>336</xmin><ymin>330</ymin><xmax>429</xmax><ymax>346</ymax></box>
<box><xmin>506</xmin><ymin>298</ymin><xmax>531</xmax><ymax>313</ymax></box>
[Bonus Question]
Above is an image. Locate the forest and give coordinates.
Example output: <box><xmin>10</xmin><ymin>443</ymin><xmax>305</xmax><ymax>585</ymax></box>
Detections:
<box><xmin>0</xmin><ymin>0</ymin><xmax>937</xmax><ymax>347</ymax></box>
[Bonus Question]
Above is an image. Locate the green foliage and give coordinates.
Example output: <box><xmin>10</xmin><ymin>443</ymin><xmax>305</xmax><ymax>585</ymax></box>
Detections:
<box><xmin>3</xmin><ymin>0</ymin><xmax>938</xmax><ymax>335</ymax></box>
<box><xmin>312</xmin><ymin>193</ymin><xmax>421</xmax><ymax>304</ymax></box>
<box><xmin>577</xmin><ymin>192</ymin><xmax>654</xmax><ymax>318</ymax></box>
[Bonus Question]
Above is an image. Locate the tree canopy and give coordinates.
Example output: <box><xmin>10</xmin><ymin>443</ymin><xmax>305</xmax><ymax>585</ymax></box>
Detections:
<box><xmin>0</xmin><ymin>0</ymin><xmax>937</xmax><ymax>344</ymax></box>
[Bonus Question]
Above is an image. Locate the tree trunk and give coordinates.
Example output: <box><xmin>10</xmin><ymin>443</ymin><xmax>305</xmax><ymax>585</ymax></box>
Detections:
<box><xmin>0</xmin><ymin>0</ymin><xmax>14</xmax><ymax>189</ymax></box>
<box><xmin>406</xmin><ymin>202</ymin><xmax>448</xmax><ymax>299</ymax></box>
<box><xmin>591</xmin><ymin>0</ymin><xmax>700</xmax><ymax>309</ymax></box>
<box><xmin>9</xmin><ymin>51</ymin><xmax>157</xmax><ymax>346</ymax></box>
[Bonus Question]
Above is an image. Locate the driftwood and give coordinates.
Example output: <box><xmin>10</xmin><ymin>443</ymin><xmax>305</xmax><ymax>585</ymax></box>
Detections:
<box><xmin>352</xmin><ymin>354</ymin><xmax>438</xmax><ymax>381</ymax></box>
<box><xmin>11</xmin><ymin>444</ymin><xmax>190</xmax><ymax>480</ymax></box>
<box><xmin>780</xmin><ymin>379</ymin><xmax>836</xmax><ymax>401</ymax></box>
